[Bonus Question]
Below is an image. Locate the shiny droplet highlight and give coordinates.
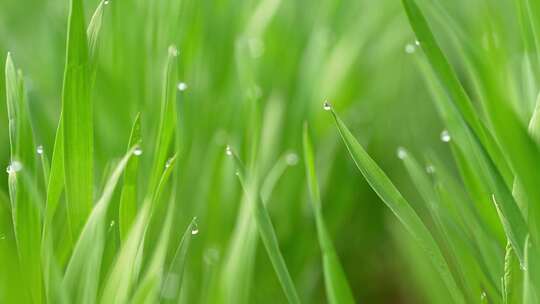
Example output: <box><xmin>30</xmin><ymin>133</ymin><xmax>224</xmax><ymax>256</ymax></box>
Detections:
<box><xmin>323</xmin><ymin>100</ymin><xmax>332</xmax><ymax>111</ymax></box>
<box><xmin>396</xmin><ymin>147</ymin><xmax>408</xmax><ymax>160</ymax></box>
<box><xmin>440</xmin><ymin>130</ymin><xmax>451</xmax><ymax>142</ymax></box>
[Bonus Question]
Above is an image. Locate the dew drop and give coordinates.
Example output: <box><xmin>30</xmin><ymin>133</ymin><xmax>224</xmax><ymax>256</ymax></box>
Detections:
<box><xmin>396</xmin><ymin>147</ymin><xmax>408</xmax><ymax>160</ymax></box>
<box><xmin>286</xmin><ymin>152</ymin><xmax>299</xmax><ymax>166</ymax></box>
<box><xmin>191</xmin><ymin>217</ymin><xmax>199</xmax><ymax>235</ymax></box>
<box><xmin>168</xmin><ymin>45</ymin><xmax>179</xmax><ymax>57</ymax></box>
<box><xmin>404</xmin><ymin>43</ymin><xmax>416</xmax><ymax>54</ymax></box>
<box><xmin>415</xmin><ymin>39</ymin><xmax>420</xmax><ymax>46</ymax></box>
<box><xmin>225</xmin><ymin>145</ymin><xmax>233</xmax><ymax>156</ymax></box>
<box><xmin>6</xmin><ymin>161</ymin><xmax>22</xmax><ymax>174</ymax></box>
<box><xmin>165</xmin><ymin>158</ymin><xmax>173</xmax><ymax>168</ymax></box>
<box><xmin>133</xmin><ymin>146</ymin><xmax>143</xmax><ymax>156</ymax></box>
<box><xmin>426</xmin><ymin>165</ymin><xmax>435</xmax><ymax>174</ymax></box>
<box><xmin>323</xmin><ymin>100</ymin><xmax>332</xmax><ymax>111</ymax></box>
<box><xmin>177</xmin><ymin>82</ymin><xmax>188</xmax><ymax>91</ymax></box>
<box><xmin>36</xmin><ymin>145</ymin><xmax>44</xmax><ymax>155</ymax></box>
<box><xmin>0</xmin><ymin>234</ymin><xmax>5</xmax><ymax>240</ymax></box>
<box><xmin>104</xmin><ymin>0</ymin><xmax>110</xmax><ymax>4</ymax></box>
<box><xmin>440</xmin><ymin>130</ymin><xmax>451</xmax><ymax>142</ymax></box>
<box><xmin>109</xmin><ymin>220</ymin><xmax>115</xmax><ymax>228</ymax></box>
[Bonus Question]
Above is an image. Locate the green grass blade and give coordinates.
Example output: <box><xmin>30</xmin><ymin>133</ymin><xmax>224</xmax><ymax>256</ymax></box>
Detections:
<box><xmin>227</xmin><ymin>147</ymin><xmax>301</xmax><ymax>304</ymax></box>
<box><xmin>218</xmin><ymin>148</ymin><xmax>280</xmax><ymax>304</ymax></box>
<box><xmin>523</xmin><ymin>236</ymin><xmax>537</xmax><ymax>303</ymax></box>
<box><xmin>63</xmin><ymin>149</ymin><xmax>134</xmax><ymax>304</ymax></box>
<box><xmin>100</xmin><ymin>201</ymin><xmax>151</xmax><ymax>304</ymax></box>
<box><xmin>5</xmin><ymin>53</ymin><xmax>42</xmax><ymax>304</ymax></box>
<box><xmin>302</xmin><ymin>124</ymin><xmax>355</xmax><ymax>304</ymax></box>
<box><xmin>119</xmin><ymin>113</ymin><xmax>142</xmax><ymax>242</ymax></box>
<box><xmin>502</xmin><ymin>242</ymin><xmax>513</xmax><ymax>304</ymax></box>
<box><xmin>87</xmin><ymin>0</ymin><xmax>106</xmax><ymax>64</ymax></box>
<box><xmin>161</xmin><ymin>217</ymin><xmax>197</xmax><ymax>303</ymax></box>
<box><xmin>148</xmin><ymin>46</ymin><xmax>178</xmax><ymax>195</ymax></box>
<box><xmin>329</xmin><ymin>108</ymin><xmax>465</xmax><ymax>304</ymax></box>
<box><xmin>524</xmin><ymin>0</ymin><xmax>540</xmax><ymax>67</ymax></box>
<box><xmin>42</xmin><ymin>228</ymin><xmax>68</xmax><ymax>304</ymax></box>
<box><xmin>100</xmin><ymin>155</ymin><xmax>177</xmax><ymax>304</ymax></box>
<box><xmin>43</xmin><ymin>116</ymin><xmax>65</xmax><ymax>235</ymax></box>
<box><xmin>251</xmin><ymin>183</ymin><xmax>301</xmax><ymax>304</ymax></box>
<box><xmin>62</xmin><ymin>0</ymin><xmax>93</xmax><ymax>238</ymax></box>
<box><xmin>260</xmin><ymin>152</ymin><xmax>297</xmax><ymax>201</ymax></box>
<box><xmin>131</xmin><ymin>192</ymin><xmax>178</xmax><ymax>303</ymax></box>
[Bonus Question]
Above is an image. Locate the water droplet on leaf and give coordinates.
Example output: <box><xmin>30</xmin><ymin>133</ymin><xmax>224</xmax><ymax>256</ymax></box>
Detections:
<box><xmin>396</xmin><ymin>147</ymin><xmax>408</xmax><ymax>159</ymax></box>
<box><xmin>225</xmin><ymin>145</ymin><xmax>233</xmax><ymax>156</ymax></box>
<box><xmin>191</xmin><ymin>217</ymin><xmax>199</xmax><ymax>235</ymax></box>
<box><xmin>168</xmin><ymin>45</ymin><xmax>179</xmax><ymax>57</ymax></box>
<box><xmin>133</xmin><ymin>146</ymin><xmax>143</xmax><ymax>156</ymax></box>
<box><xmin>323</xmin><ymin>100</ymin><xmax>332</xmax><ymax>111</ymax></box>
<box><xmin>286</xmin><ymin>152</ymin><xmax>299</xmax><ymax>166</ymax></box>
<box><xmin>6</xmin><ymin>161</ymin><xmax>22</xmax><ymax>174</ymax></box>
<box><xmin>440</xmin><ymin>130</ymin><xmax>451</xmax><ymax>142</ymax></box>
<box><xmin>404</xmin><ymin>43</ymin><xmax>416</xmax><ymax>54</ymax></box>
<box><xmin>177</xmin><ymin>82</ymin><xmax>188</xmax><ymax>91</ymax></box>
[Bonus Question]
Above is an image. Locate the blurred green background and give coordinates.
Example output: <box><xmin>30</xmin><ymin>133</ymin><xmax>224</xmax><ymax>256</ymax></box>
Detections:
<box><xmin>0</xmin><ymin>0</ymin><xmax>514</xmax><ymax>302</ymax></box>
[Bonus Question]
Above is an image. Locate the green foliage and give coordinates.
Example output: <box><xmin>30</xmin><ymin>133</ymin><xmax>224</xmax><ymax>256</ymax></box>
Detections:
<box><xmin>7</xmin><ymin>0</ymin><xmax>540</xmax><ymax>302</ymax></box>
<box><xmin>62</xmin><ymin>0</ymin><xmax>94</xmax><ymax>239</ymax></box>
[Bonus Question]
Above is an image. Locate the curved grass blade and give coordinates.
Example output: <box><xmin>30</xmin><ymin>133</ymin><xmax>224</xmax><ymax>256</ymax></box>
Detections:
<box><xmin>5</xmin><ymin>53</ymin><xmax>42</xmax><ymax>304</ymax></box>
<box><xmin>119</xmin><ymin>113</ymin><xmax>142</xmax><ymax>242</ymax></box>
<box><xmin>218</xmin><ymin>149</ymin><xmax>292</xmax><ymax>304</ymax></box>
<box><xmin>161</xmin><ymin>217</ymin><xmax>197</xmax><ymax>303</ymax></box>
<box><xmin>226</xmin><ymin>147</ymin><xmax>301</xmax><ymax>304</ymax></box>
<box><xmin>502</xmin><ymin>242</ymin><xmax>514</xmax><ymax>304</ymax></box>
<box><xmin>303</xmin><ymin>124</ymin><xmax>355</xmax><ymax>304</ymax></box>
<box><xmin>260</xmin><ymin>152</ymin><xmax>298</xmax><ymax>201</ymax></box>
<box><xmin>62</xmin><ymin>0</ymin><xmax>93</xmax><ymax>238</ymax></box>
<box><xmin>148</xmin><ymin>46</ymin><xmax>178</xmax><ymax>195</ymax></box>
<box><xmin>329</xmin><ymin>109</ymin><xmax>465</xmax><ymax>304</ymax></box>
<box><xmin>87</xmin><ymin>0</ymin><xmax>106</xmax><ymax>64</ymax></box>
<box><xmin>62</xmin><ymin>149</ymin><xmax>134</xmax><ymax>304</ymax></box>
<box><xmin>222</xmin><ymin>149</ymin><xmax>297</xmax><ymax>302</ymax></box>
<box><xmin>100</xmin><ymin>155</ymin><xmax>177</xmax><ymax>304</ymax></box>
<box><xmin>100</xmin><ymin>201</ymin><xmax>151</xmax><ymax>304</ymax></box>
